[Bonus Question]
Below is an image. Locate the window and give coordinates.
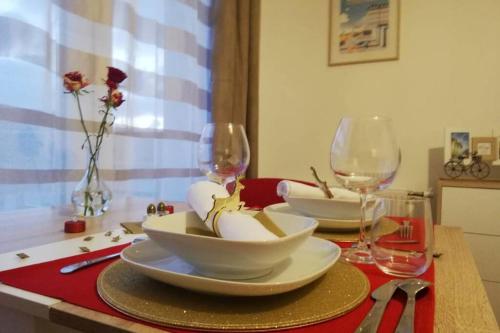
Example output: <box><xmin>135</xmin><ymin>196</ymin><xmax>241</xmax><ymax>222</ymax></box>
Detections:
<box><xmin>0</xmin><ymin>0</ymin><xmax>212</xmax><ymax>211</ymax></box>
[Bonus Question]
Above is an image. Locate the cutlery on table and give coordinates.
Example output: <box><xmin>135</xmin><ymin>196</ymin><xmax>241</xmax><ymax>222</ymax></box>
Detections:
<box><xmin>399</xmin><ymin>220</ymin><xmax>413</xmax><ymax>239</ymax></box>
<box><xmin>355</xmin><ymin>279</ymin><xmax>402</xmax><ymax>333</ymax></box>
<box><xmin>395</xmin><ymin>278</ymin><xmax>432</xmax><ymax>333</ymax></box>
<box><xmin>60</xmin><ymin>237</ymin><xmax>145</xmax><ymax>274</ymax></box>
<box><xmin>60</xmin><ymin>252</ymin><xmax>121</xmax><ymax>274</ymax></box>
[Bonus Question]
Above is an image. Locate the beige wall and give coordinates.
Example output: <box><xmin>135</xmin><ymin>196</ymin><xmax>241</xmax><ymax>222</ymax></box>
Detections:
<box><xmin>258</xmin><ymin>0</ymin><xmax>500</xmax><ymax>193</ymax></box>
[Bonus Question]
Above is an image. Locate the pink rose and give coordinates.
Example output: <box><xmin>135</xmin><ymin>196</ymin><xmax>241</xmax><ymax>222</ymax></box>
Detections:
<box><xmin>63</xmin><ymin>71</ymin><xmax>89</xmax><ymax>92</ymax></box>
<box><xmin>110</xmin><ymin>90</ymin><xmax>125</xmax><ymax>108</ymax></box>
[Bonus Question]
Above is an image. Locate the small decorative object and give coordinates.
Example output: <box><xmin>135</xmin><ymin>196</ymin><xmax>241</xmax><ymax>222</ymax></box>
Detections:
<box><xmin>165</xmin><ymin>205</ymin><xmax>174</xmax><ymax>214</ymax></box>
<box><xmin>64</xmin><ymin>218</ymin><xmax>86</xmax><ymax>233</ymax></box>
<box><xmin>79</xmin><ymin>246</ymin><xmax>91</xmax><ymax>253</ymax></box>
<box><xmin>111</xmin><ymin>236</ymin><xmax>121</xmax><ymax>242</ymax></box>
<box><xmin>444</xmin><ymin>128</ymin><xmax>470</xmax><ymax>162</ymax></box>
<box><xmin>310</xmin><ymin>166</ymin><xmax>334</xmax><ymax>198</ymax></box>
<box><xmin>205</xmin><ymin>176</ymin><xmax>246</xmax><ymax>236</ymax></box>
<box><xmin>444</xmin><ymin>151</ymin><xmax>490</xmax><ymax>179</ymax></box>
<box><xmin>83</xmin><ymin>236</ymin><xmax>94</xmax><ymax>241</ymax></box>
<box><xmin>471</xmin><ymin>137</ymin><xmax>497</xmax><ymax>161</ymax></box>
<box><xmin>104</xmin><ymin>231</ymin><xmax>112</xmax><ymax>237</ymax></box>
<box><xmin>64</xmin><ymin>67</ymin><xmax>127</xmax><ymax>217</ymax></box>
<box><xmin>146</xmin><ymin>204</ymin><xmax>157</xmax><ymax>215</ymax></box>
<box><xmin>157</xmin><ymin>202</ymin><xmax>166</xmax><ymax>215</ymax></box>
<box><xmin>329</xmin><ymin>0</ymin><xmax>400</xmax><ymax>66</ymax></box>
<box><xmin>16</xmin><ymin>253</ymin><xmax>29</xmax><ymax>259</ymax></box>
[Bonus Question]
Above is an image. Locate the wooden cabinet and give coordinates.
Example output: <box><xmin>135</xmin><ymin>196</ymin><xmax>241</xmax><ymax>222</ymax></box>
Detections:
<box><xmin>437</xmin><ymin>179</ymin><xmax>500</xmax><ymax>323</ymax></box>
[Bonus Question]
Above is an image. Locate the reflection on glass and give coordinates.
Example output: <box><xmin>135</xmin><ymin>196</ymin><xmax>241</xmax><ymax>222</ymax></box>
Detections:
<box><xmin>197</xmin><ymin>122</ymin><xmax>250</xmax><ymax>185</ymax></box>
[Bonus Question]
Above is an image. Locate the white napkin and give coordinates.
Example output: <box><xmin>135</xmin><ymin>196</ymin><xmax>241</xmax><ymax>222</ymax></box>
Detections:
<box><xmin>276</xmin><ymin>180</ymin><xmax>359</xmax><ymax>200</ymax></box>
<box><xmin>187</xmin><ymin>181</ymin><xmax>278</xmax><ymax>241</ymax></box>
<box><xmin>277</xmin><ymin>180</ymin><xmax>326</xmax><ymax>198</ymax></box>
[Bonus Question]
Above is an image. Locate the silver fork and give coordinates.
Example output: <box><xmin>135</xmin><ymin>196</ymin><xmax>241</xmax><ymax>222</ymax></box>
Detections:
<box><xmin>399</xmin><ymin>220</ymin><xmax>413</xmax><ymax>239</ymax></box>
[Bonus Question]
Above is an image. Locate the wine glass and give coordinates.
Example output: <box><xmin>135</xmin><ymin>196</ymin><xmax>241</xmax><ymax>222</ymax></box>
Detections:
<box><xmin>197</xmin><ymin>122</ymin><xmax>250</xmax><ymax>186</ymax></box>
<box><xmin>330</xmin><ymin>116</ymin><xmax>400</xmax><ymax>264</ymax></box>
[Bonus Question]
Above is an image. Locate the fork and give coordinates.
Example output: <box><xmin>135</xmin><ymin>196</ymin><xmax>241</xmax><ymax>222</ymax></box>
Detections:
<box><xmin>399</xmin><ymin>220</ymin><xmax>413</xmax><ymax>239</ymax></box>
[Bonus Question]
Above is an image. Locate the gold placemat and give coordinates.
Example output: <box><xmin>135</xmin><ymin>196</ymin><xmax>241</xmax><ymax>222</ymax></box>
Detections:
<box><xmin>314</xmin><ymin>217</ymin><xmax>399</xmax><ymax>242</ymax></box>
<box><xmin>97</xmin><ymin>261</ymin><xmax>370</xmax><ymax>332</ymax></box>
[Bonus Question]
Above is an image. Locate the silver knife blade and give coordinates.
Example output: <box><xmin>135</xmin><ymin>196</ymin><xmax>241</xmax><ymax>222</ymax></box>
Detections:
<box><xmin>355</xmin><ymin>279</ymin><xmax>403</xmax><ymax>332</ymax></box>
<box><xmin>60</xmin><ymin>252</ymin><xmax>121</xmax><ymax>274</ymax></box>
<box><xmin>59</xmin><ymin>237</ymin><xmax>146</xmax><ymax>274</ymax></box>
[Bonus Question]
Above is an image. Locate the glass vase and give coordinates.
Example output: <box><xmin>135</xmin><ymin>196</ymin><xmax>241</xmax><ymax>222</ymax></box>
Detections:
<box><xmin>71</xmin><ymin>150</ymin><xmax>112</xmax><ymax>217</ymax></box>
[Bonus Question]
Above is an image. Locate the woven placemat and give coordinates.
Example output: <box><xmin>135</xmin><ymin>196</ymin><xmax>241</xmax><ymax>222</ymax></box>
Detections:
<box><xmin>97</xmin><ymin>261</ymin><xmax>369</xmax><ymax>332</ymax></box>
<box><xmin>314</xmin><ymin>217</ymin><xmax>400</xmax><ymax>242</ymax></box>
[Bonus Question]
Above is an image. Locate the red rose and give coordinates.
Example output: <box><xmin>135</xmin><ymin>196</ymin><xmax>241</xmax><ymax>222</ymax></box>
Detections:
<box><xmin>110</xmin><ymin>90</ymin><xmax>125</xmax><ymax>108</ymax></box>
<box><xmin>106</xmin><ymin>67</ymin><xmax>127</xmax><ymax>85</ymax></box>
<box><xmin>105</xmin><ymin>79</ymin><xmax>118</xmax><ymax>90</ymax></box>
<box><xmin>63</xmin><ymin>71</ymin><xmax>89</xmax><ymax>92</ymax></box>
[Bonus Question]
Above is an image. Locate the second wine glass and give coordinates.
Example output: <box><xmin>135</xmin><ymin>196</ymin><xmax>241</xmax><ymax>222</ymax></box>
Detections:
<box><xmin>330</xmin><ymin>116</ymin><xmax>400</xmax><ymax>264</ymax></box>
<box><xmin>197</xmin><ymin>122</ymin><xmax>250</xmax><ymax>186</ymax></box>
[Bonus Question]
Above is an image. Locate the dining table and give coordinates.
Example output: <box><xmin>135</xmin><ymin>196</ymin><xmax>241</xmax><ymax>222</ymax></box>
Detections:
<box><xmin>0</xmin><ymin>196</ymin><xmax>498</xmax><ymax>333</ymax></box>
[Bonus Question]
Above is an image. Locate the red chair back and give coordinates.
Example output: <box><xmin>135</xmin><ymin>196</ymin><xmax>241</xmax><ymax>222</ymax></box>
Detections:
<box><xmin>239</xmin><ymin>178</ymin><xmax>315</xmax><ymax>209</ymax></box>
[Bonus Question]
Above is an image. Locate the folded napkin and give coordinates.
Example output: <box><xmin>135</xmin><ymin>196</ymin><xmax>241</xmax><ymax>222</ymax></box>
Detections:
<box><xmin>187</xmin><ymin>181</ymin><xmax>278</xmax><ymax>241</ymax></box>
<box><xmin>277</xmin><ymin>180</ymin><xmax>359</xmax><ymax>200</ymax></box>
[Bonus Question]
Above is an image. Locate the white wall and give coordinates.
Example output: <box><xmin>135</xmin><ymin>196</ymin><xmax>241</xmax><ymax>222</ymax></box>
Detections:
<box><xmin>258</xmin><ymin>0</ymin><xmax>500</xmax><ymax>192</ymax></box>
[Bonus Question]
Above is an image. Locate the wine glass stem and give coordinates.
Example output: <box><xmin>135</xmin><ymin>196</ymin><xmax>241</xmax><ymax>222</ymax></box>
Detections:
<box><xmin>358</xmin><ymin>192</ymin><xmax>369</xmax><ymax>251</ymax></box>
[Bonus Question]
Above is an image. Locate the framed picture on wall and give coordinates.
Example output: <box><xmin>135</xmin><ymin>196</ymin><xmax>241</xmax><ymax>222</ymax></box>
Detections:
<box><xmin>328</xmin><ymin>0</ymin><xmax>400</xmax><ymax>66</ymax></box>
<box><xmin>471</xmin><ymin>137</ymin><xmax>497</xmax><ymax>161</ymax></box>
<box><xmin>444</xmin><ymin>128</ymin><xmax>470</xmax><ymax>162</ymax></box>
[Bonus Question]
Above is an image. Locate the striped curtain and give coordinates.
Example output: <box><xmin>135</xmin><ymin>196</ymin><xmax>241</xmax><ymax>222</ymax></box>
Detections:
<box><xmin>0</xmin><ymin>0</ymin><xmax>211</xmax><ymax>211</ymax></box>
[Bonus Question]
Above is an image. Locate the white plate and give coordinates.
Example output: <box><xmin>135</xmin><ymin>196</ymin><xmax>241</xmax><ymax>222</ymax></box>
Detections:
<box><xmin>265</xmin><ymin>203</ymin><xmax>371</xmax><ymax>231</ymax></box>
<box><xmin>121</xmin><ymin>238</ymin><xmax>340</xmax><ymax>296</ymax></box>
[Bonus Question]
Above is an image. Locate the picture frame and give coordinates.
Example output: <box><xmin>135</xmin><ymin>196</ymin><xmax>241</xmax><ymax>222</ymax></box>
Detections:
<box><xmin>328</xmin><ymin>0</ymin><xmax>400</xmax><ymax>66</ymax></box>
<box><xmin>471</xmin><ymin>137</ymin><xmax>497</xmax><ymax>161</ymax></box>
<box><xmin>444</xmin><ymin>129</ymin><xmax>470</xmax><ymax>162</ymax></box>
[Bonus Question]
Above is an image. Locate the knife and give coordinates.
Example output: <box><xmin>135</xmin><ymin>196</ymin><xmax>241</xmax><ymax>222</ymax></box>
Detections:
<box><xmin>60</xmin><ymin>237</ymin><xmax>146</xmax><ymax>274</ymax></box>
<box><xmin>355</xmin><ymin>279</ymin><xmax>402</xmax><ymax>333</ymax></box>
<box><xmin>60</xmin><ymin>252</ymin><xmax>121</xmax><ymax>274</ymax></box>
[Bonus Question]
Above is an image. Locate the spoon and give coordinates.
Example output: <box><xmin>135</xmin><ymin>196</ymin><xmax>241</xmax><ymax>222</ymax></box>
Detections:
<box><xmin>395</xmin><ymin>278</ymin><xmax>431</xmax><ymax>333</ymax></box>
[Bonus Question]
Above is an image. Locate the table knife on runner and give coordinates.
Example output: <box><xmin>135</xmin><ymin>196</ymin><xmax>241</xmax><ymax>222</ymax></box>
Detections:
<box><xmin>355</xmin><ymin>279</ymin><xmax>402</xmax><ymax>333</ymax></box>
<box><xmin>60</xmin><ymin>252</ymin><xmax>121</xmax><ymax>274</ymax></box>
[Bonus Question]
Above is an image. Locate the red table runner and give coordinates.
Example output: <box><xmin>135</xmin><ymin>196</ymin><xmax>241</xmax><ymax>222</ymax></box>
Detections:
<box><xmin>0</xmin><ymin>242</ymin><xmax>434</xmax><ymax>333</ymax></box>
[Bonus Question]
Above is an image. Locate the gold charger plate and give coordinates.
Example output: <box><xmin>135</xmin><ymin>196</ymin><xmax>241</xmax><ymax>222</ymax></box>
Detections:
<box><xmin>97</xmin><ymin>260</ymin><xmax>369</xmax><ymax>332</ymax></box>
<box><xmin>314</xmin><ymin>217</ymin><xmax>400</xmax><ymax>242</ymax></box>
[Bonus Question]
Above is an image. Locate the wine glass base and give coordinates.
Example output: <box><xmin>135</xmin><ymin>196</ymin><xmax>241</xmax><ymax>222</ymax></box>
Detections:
<box><xmin>341</xmin><ymin>247</ymin><xmax>374</xmax><ymax>264</ymax></box>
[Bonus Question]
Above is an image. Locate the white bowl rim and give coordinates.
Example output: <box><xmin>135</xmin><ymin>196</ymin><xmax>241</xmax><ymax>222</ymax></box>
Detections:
<box><xmin>284</xmin><ymin>194</ymin><xmax>375</xmax><ymax>203</ymax></box>
<box><xmin>142</xmin><ymin>211</ymin><xmax>318</xmax><ymax>245</ymax></box>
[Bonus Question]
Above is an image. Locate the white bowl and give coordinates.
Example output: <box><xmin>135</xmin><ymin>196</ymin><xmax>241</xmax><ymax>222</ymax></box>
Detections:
<box><xmin>142</xmin><ymin>210</ymin><xmax>318</xmax><ymax>280</ymax></box>
<box><xmin>284</xmin><ymin>188</ymin><xmax>374</xmax><ymax>220</ymax></box>
<box><xmin>264</xmin><ymin>203</ymin><xmax>362</xmax><ymax>230</ymax></box>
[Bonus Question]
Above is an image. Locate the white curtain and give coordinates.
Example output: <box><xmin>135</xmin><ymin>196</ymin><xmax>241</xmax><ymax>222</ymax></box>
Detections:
<box><xmin>0</xmin><ymin>0</ymin><xmax>212</xmax><ymax>211</ymax></box>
